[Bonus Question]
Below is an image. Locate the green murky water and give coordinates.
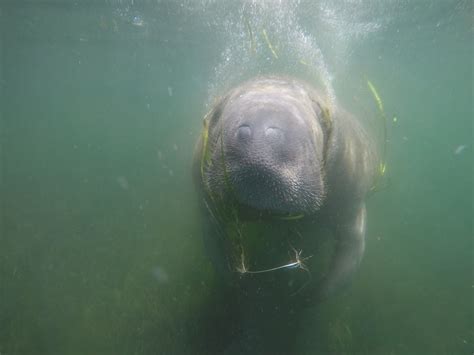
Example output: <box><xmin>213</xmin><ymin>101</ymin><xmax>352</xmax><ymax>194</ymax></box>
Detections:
<box><xmin>0</xmin><ymin>1</ymin><xmax>471</xmax><ymax>354</ymax></box>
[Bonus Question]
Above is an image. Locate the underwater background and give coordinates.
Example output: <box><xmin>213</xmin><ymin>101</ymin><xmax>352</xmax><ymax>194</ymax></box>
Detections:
<box><xmin>0</xmin><ymin>0</ymin><xmax>472</xmax><ymax>354</ymax></box>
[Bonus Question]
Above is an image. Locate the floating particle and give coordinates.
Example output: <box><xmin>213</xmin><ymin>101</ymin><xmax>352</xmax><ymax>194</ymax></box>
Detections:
<box><xmin>116</xmin><ymin>176</ymin><xmax>129</xmax><ymax>190</ymax></box>
<box><xmin>152</xmin><ymin>266</ymin><xmax>169</xmax><ymax>284</ymax></box>
<box><xmin>454</xmin><ymin>145</ymin><xmax>467</xmax><ymax>155</ymax></box>
<box><xmin>167</xmin><ymin>86</ymin><xmax>173</xmax><ymax>96</ymax></box>
<box><xmin>131</xmin><ymin>15</ymin><xmax>145</xmax><ymax>27</ymax></box>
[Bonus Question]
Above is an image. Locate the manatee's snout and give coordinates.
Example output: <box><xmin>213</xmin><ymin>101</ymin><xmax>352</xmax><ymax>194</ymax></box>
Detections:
<box><xmin>235</xmin><ymin>117</ymin><xmax>286</xmax><ymax>144</ymax></box>
<box><xmin>231</xmin><ymin>110</ymin><xmax>296</xmax><ymax>165</ymax></box>
<box><xmin>236</xmin><ymin>124</ymin><xmax>286</xmax><ymax>146</ymax></box>
<box><xmin>222</xmin><ymin>106</ymin><xmax>322</xmax><ymax>214</ymax></box>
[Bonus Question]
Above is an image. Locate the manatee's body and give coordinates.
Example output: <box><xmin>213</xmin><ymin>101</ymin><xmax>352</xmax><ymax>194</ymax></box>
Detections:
<box><xmin>194</xmin><ymin>76</ymin><xmax>378</xmax><ymax>312</ymax></box>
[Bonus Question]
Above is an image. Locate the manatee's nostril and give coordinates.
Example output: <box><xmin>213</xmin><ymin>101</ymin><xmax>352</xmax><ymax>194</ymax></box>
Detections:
<box><xmin>237</xmin><ymin>125</ymin><xmax>252</xmax><ymax>140</ymax></box>
<box><xmin>264</xmin><ymin>126</ymin><xmax>284</xmax><ymax>141</ymax></box>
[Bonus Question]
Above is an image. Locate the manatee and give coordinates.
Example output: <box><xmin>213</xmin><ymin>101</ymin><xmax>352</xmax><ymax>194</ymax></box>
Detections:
<box><xmin>193</xmin><ymin>76</ymin><xmax>379</xmax><ymax>305</ymax></box>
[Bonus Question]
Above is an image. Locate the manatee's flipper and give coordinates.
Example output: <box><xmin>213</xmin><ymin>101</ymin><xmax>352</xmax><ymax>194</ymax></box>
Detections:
<box><xmin>319</xmin><ymin>203</ymin><xmax>367</xmax><ymax>300</ymax></box>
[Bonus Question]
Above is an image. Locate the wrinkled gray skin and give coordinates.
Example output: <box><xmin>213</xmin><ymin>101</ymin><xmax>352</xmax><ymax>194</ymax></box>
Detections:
<box><xmin>194</xmin><ymin>76</ymin><xmax>378</xmax><ymax>305</ymax></box>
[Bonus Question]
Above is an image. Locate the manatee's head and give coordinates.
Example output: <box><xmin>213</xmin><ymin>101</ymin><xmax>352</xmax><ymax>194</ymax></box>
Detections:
<box><xmin>202</xmin><ymin>77</ymin><xmax>330</xmax><ymax>216</ymax></box>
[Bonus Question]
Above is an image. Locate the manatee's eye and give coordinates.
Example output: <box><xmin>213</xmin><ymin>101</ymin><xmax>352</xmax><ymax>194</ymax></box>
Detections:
<box><xmin>237</xmin><ymin>124</ymin><xmax>252</xmax><ymax>140</ymax></box>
